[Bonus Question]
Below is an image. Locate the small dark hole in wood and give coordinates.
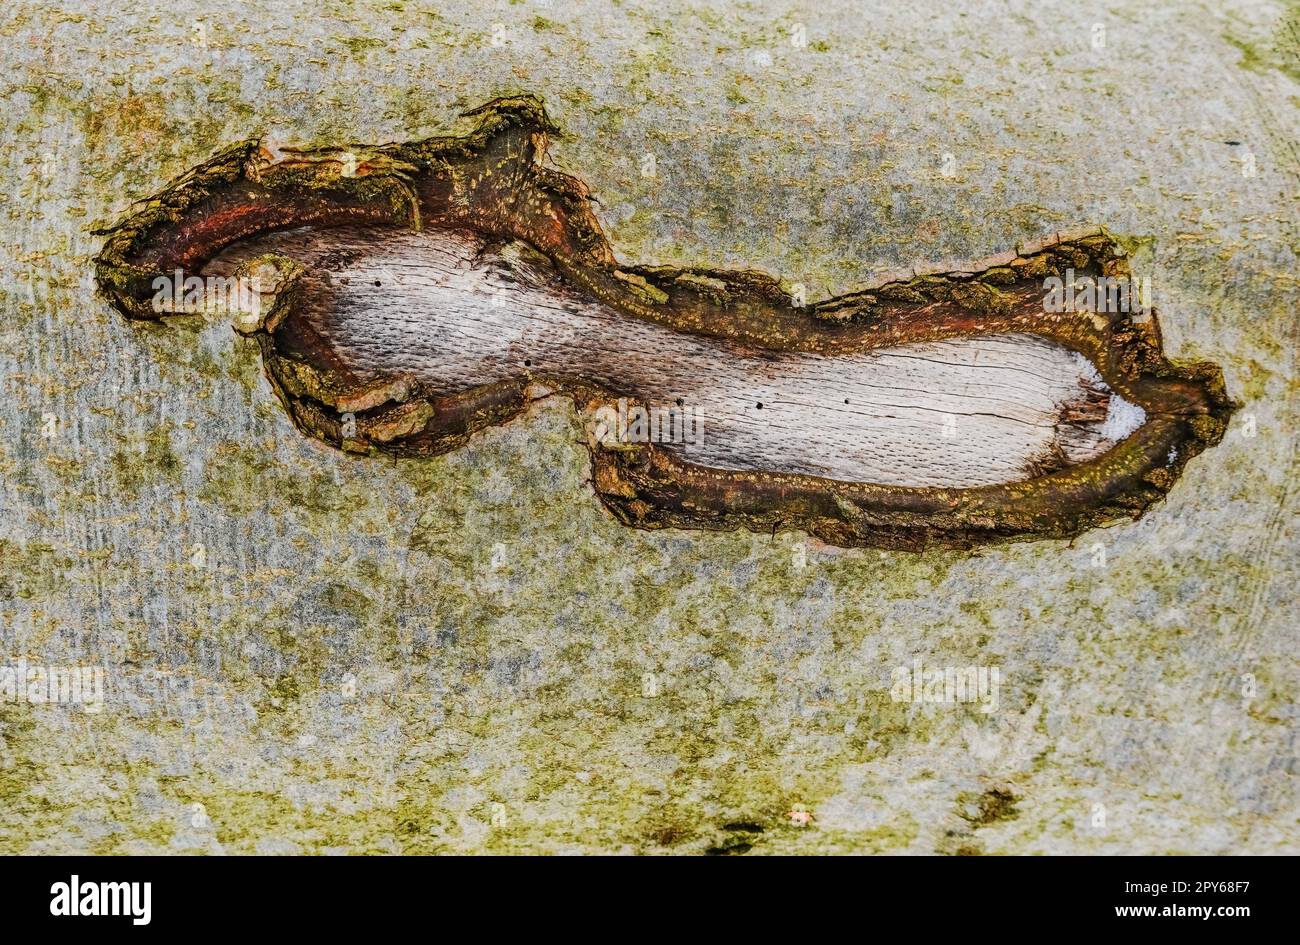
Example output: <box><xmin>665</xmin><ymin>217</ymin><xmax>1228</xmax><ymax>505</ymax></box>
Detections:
<box><xmin>756</xmin><ymin>402</ymin><xmax>763</xmax><ymax>409</ymax></box>
<box><xmin>524</xmin><ymin>359</ymin><xmax>532</xmax><ymax>367</ymax></box>
<box><xmin>373</xmin><ymin>280</ymin><xmax>381</xmax><ymax>286</ymax></box>
<box><xmin>675</xmin><ymin>398</ymin><xmax>684</xmax><ymax>407</ymax></box>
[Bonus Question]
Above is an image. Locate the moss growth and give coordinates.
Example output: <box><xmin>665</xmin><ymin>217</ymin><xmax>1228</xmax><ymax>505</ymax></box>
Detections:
<box><xmin>109</xmin><ymin>422</ymin><xmax>182</xmax><ymax>496</ymax></box>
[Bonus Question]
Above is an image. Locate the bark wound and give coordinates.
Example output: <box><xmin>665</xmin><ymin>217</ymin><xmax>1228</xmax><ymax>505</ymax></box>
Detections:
<box><xmin>94</xmin><ymin>95</ymin><xmax>1235</xmax><ymax>550</ymax></box>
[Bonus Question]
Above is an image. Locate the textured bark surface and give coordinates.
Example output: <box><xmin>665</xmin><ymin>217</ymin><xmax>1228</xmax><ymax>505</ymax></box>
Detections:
<box><xmin>1</xmin><ymin>0</ymin><xmax>1296</xmax><ymax>854</ymax></box>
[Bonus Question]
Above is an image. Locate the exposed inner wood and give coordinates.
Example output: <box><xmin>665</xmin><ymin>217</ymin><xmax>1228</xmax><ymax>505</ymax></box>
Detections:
<box><xmin>206</xmin><ymin>225</ymin><xmax>1145</xmax><ymax>488</ymax></box>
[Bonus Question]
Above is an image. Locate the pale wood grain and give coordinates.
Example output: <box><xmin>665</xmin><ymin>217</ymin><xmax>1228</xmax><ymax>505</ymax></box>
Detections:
<box><xmin>207</xmin><ymin>226</ymin><xmax>1144</xmax><ymax>488</ymax></box>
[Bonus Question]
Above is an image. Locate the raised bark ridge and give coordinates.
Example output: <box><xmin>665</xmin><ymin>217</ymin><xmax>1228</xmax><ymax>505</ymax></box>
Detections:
<box><xmin>93</xmin><ymin>95</ymin><xmax>1235</xmax><ymax>550</ymax></box>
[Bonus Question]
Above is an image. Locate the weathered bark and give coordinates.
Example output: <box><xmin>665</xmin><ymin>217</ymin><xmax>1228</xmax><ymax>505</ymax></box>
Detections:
<box><xmin>94</xmin><ymin>96</ymin><xmax>1235</xmax><ymax>550</ymax></box>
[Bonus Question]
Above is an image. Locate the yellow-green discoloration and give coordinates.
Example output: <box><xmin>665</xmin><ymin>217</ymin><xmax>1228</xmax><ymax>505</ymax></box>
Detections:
<box><xmin>0</xmin><ymin>0</ymin><xmax>1296</xmax><ymax>854</ymax></box>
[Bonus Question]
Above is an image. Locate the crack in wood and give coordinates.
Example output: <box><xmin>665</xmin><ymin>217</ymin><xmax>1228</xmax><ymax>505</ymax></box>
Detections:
<box><xmin>93</xmin><ymin>95</ymin><xmax>1236</xmax><ymax>550</ymax></box>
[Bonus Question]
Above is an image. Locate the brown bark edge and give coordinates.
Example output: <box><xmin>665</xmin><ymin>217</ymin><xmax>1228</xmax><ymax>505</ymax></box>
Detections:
<box><xmin>93</xmin><ymin>95</ymin><xmax>1236</xmax><ymax>551</ymax></box>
